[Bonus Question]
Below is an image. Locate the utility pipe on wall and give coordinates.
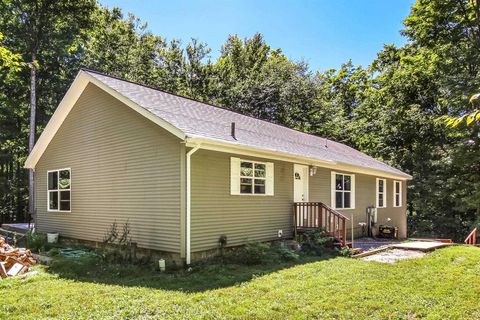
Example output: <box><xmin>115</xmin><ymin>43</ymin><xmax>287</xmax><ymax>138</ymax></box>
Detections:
<box><xmin>186</xmin><ymin>144</ymin><xmax>201</xmax><ymax>265</ymax></box>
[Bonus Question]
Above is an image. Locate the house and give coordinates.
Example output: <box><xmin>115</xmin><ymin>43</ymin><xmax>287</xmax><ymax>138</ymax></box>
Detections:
<box><xmin>25</xmin><ymin>69</ymin><xmax>412</xmax><ymax>264</ymax></box>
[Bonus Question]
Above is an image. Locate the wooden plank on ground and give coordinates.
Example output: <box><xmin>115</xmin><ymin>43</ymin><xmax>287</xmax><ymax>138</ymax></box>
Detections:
<box><xmin>6</xmin><ymin>263</ymin><xmax>27</xmax><ymax>277</ymax></box>
<box><xmin>0</xmin><ymin>262</ymin><xmax>7</xmax><ymax>278</ymax></box>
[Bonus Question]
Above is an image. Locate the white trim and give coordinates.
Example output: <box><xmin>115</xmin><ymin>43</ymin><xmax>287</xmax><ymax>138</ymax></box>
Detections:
<box><xmin>47</xmin><ymin>168</ymin><xmax>71</xmax><ymax>213</ymax></box>
<box><xmin>393</xmin><ymin>180</ymin><xmax>402</xmax><ymax>207</ymax></box>
<box><xmin>331</xmin><ymin>171</ymin><xmax>355</xmax><ymax>210</ymax></box>
<box><xmin>376</xmin><ymin>178</ymin><xmax>387</xmax><ymax>208</ymax></box>
<box><xmin>265</xmin><ymin>162</ymin><xmax>274</xmax><ymax>196</ymax></box>
<box><xmin>186</xmin><ymin>145</ymin><xmax>200</xmax><ymax>265</ymax></box>
<box><xmin>230</xmin><ymin>157</ymin><xmax>241</xmax><ymax>195</ymax></box>
<box><xmin>236</xmin><ymin>159</ymin><xmax>272</xmax><ymax>196</ymax></box>
<box><xmin>24</xmin><ymin>71</ymin><xmax>186</xmax><ymax>169</ymax></box>
<box><xmin>185</xmin><ymin>137</ymin><xmax>412</xmax><ymax>181</ymax></box>
<box><xmin>25</xmin><ymin>72</ymin><xmax>89</xmax><ymax>169</ymax></box>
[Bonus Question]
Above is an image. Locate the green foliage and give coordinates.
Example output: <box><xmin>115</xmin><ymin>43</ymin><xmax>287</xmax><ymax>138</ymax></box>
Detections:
<box><xmin>48</xmin><ymin>253</ymin><xmax>100</xmax><ymax>278</ymax></box>
<box><xmin>1</xmin><ymin>246</ymin><xmax>480</xmax><ymax>318</ymax></box>
<box><xmin>223</xmin><ymin>241</ymin><xmax>273</xmax><ymax>265</ymax></box>
<box><xmin>275</xmin><ymin>243</ymin><xmax>300</xmax><ymax>262</ymax></box>
<box><xmin>0</xmin><ymin>0</ymin><xmax>479</xmax><ymax>240</ymax></box>
<box><xmin>25</xmin><ymin>230</ymin><xmax>47</xmax><ymax>253</ymax></box>
<box><xmin>298</xmin><ymin>230</ymin><xmax>335</xmax><ymax>255</ymax></box>
<box><xmin>0</xmin><ymin>32</ymin><xmax>24</xmax><ymax>72</ymax></box>
<box><xmin>47</xmin><ymin>247</ymin><xmax>61</xmax><ymax>257</ymax></box>
<box><xmin>337</xmin><ymin>246</ymin><xmax>353</xmax><ymax>257</ymax></box>
<box><xmin>222</xmin><ymin>241</ymin><xmax>300</xmax><ymax>265</ymax></box>
<box><xmin>438</xmin><ymin>92</ymin><xmax>480</xmax><ymax>127</ymax></box>
<box><xmin>0</xmin><ymin>0</ymin><xmax>96</xmax><ymax>222</ymax></box>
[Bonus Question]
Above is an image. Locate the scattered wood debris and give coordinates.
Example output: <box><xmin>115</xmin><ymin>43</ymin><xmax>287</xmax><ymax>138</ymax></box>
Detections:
<box><xmin>0</xmin><ymin>236</ymin><xmax>36</xmax><ymax>279</ymax></box>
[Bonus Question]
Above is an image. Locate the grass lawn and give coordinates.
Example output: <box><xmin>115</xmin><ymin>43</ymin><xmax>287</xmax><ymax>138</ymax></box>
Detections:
<box><xmin>1</xmin><ymin>246</ymin><xmax>480</xmax><ymax>319</ymax></box>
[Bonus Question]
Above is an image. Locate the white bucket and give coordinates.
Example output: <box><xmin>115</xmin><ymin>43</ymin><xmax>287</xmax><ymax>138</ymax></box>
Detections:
<box><xmin>158</xmin><ymin>259</ymin><xmax>166</xmax><ymax>272</ymax></box>
<box><xmin>47</xmin><ymin>233</ymin><xmax>59</xmax><ymax>244</ymax></box>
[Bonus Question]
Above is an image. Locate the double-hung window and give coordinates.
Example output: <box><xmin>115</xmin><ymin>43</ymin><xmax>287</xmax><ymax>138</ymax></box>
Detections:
<box><xmin>393</xmin><ymin>180</ymin><xmax>402</xmax><ymax>207</ymax></box>
<box><xmin>376</xmin><ymin>178</ymin><xmax>387</xmax><ymax>208</ymax></box>
<box><xmin>230</xmin><ymin>158</ymin><xmax>274</xmax><ymax>196</ymax></box>
<box><xmin>48</xmin><ymin>169</ymin><xmax>71</xmax><ymax>212</ymax></box>
<box><xmin>240</xmin><ymin>161</ymin><xmax>266</xmax><ymax>194</ymax></box>
<box><xmin>332</xmin><ymin>172</ymin><xmax>355</xmax><ymax>209</ymax></box>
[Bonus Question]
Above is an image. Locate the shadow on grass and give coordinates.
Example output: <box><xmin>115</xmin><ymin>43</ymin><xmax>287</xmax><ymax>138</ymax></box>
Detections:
<box><xmin>45</xmin><ymin>252</ymin><xmax>338</xmax><ymax>293</ymax></box>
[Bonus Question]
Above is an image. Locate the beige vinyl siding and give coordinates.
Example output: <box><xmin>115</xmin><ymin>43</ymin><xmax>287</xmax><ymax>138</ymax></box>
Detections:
<box><xmin>35</xmin><ymin>84</ymin><xmax>182</xmax><ymax>253</ymax></box>
<box><xmin>190</xmin><ymin>150</ymin><xmax>293</xmax><ymax>252</ymax></box>
<box><xmin>309</xmin><ymin>167</ymin><xmax>407</xmax><ymax>238</ymax></box>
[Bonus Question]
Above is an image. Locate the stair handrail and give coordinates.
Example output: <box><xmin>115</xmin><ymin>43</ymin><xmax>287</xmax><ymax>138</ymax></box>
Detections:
<box><xmin>319</xmin><ymin>202</ymin><xmax>350</xmax><ymax>221</ymax></box>
<box><xmin>465</xmin><ymin>227</ymin><xmax>477</xmax><ymax>245</ymax></box>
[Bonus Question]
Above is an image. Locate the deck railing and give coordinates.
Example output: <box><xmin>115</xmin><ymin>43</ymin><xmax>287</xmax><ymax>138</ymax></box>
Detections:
<box><xmin>465</xmin><ymin>227</ymin><xmax>477</xmax><ymax>245</ymax></box>
<box><xmin>293</xmin><ymin>202</ymin><xmax>349</xmax><ymax>246</ymax></box>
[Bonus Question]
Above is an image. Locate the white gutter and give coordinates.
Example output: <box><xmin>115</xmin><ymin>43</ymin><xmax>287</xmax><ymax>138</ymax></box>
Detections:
<box><xmin>185</xmin><ymin>137</ymin><xmax>412</xmax><ymax>180</ymax></box>
<box><xmin>186</xmin><ymin>144</ymin><xmax>201</xmax><ymax>265</ymax></box>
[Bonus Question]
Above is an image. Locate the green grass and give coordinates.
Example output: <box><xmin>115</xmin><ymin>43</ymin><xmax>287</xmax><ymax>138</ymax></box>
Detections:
<box><xmin>1</xmin><ymin>246</ymin><xmax>480</xmax><ymax>319</ymax></box>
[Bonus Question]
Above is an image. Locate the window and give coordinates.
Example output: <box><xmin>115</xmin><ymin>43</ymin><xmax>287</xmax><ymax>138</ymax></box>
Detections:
<box><xmin>331</xmin><ymin>172</ymin><xmax>355</xmax><ymax>209</ymax></box>
<box><xmin>376</xmin><ymin>178</ymin><xmax>387</xmax><ymax>208</ymax></box>
<box><xmin>230</xmin><ymin>158</ymin><xmax>274</xmax><ymax>195</ymax></box>
<box><xmin>393</xmin><ymin>180</ymin><xmax>402</xmax><ymax>207</ymax></box>
<box><xmin>240</xmin><ymin>161</ymin><xmax>266</xmax><ymax>194</ymax></box>
<box><xmin>48</xmin><ymin>169</ymin><xmax>71</xmax><ymax>212</ymax></box>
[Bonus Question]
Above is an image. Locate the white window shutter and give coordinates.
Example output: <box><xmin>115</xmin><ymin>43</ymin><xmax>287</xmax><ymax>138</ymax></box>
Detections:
<box><xmin>230</xmin><ymin>157</ymin><xmax>240</xmax><ymax>195</ymax></box>
<box><xmin>331</xmin><ymin>172</ymin><xmax>336</xmax><ymax>208</ymax></box>
<box><xmin>266</xmin><ymin>162</ymin><xmax>274</xmax><ymax>196</ymax></box>
<box><xmin>351</xmin><ymin>174</ymin><xmax>356</xmax><ymax>209</ymax></box>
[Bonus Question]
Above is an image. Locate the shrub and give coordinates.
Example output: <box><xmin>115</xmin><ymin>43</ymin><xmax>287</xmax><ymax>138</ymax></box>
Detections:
<box><xmin>221</xmin><ymin>240</ymin><xmax>302</xmax><ymax>265</ymax></box>
<box><xmin>102</xmin><ymin>220</ymin><xmax>136</xmax><ymax>264</ymax></box>
<box><xmin>298</xmin><ymin>230</ymin><xmax>335</xmax><ymax>255</ymax></box>
<box><xmin>224</xmin><ymin>241</ymin><xmax>274</xmax><ymax>265</ymax></box>
<box><xmin>240</xmin><ymin>241</ymin><xmax>272</xmax><ymax>265</ymax></box>
<box><xmin>337</xmin><ymin>246</ymin><xmax>353</xmax><ymax>257</ymax></box>
<box><xmin>26</xmin><ymin>230</ymin><xmax>47</xmax><ymax>253</ymax></box>
<box><xmin>276</xmin><ymin>244</ymin><xmax>300</xmax><ymax>261</ymax></box>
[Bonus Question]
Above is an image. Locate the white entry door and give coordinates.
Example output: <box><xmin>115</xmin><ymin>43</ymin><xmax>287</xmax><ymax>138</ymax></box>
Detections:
<box><xmin>293</xmin><ymin>164</ymin><xmax>309</xmax><ymax>202</ymax></box>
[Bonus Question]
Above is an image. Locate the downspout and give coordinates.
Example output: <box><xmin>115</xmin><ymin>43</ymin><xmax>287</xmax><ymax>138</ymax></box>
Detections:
<box><xmin>186</xmin><ymin>144</ymin><xmax>201</xmax><ymax>265</ymax></box>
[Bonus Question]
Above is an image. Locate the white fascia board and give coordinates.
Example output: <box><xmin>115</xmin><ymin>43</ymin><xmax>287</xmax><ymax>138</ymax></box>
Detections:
<box><xmin>25</xmin><ymin>72</ymin><xmax>90</xmax><ymax>169</ymax></box>
<box><xmin>24</xmin><ymin>70</ymin><xmax>186</xmax><ymax>169</ymax></box>
<box><xmin>185</xmin><ymin>137</ymin><xmax>412</xmax><ymax>181</ymax></box>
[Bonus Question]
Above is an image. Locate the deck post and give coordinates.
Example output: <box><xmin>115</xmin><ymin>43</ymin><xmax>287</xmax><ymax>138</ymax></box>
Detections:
<box><xmin>351</xmin><ymin>213</ymin><xmax>354</xmax><ymax>249</ymax></box>
<box><xmin>293</xmin><ymin>203</ymin><xmax>297</xmax><ymax>238</ymax></box>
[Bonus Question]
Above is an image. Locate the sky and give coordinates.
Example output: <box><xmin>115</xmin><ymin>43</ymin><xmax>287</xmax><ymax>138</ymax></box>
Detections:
<box><xmin>99</xmin><ymin>0</ymin><xmax>415</xmax><ymax>72</ymax></box>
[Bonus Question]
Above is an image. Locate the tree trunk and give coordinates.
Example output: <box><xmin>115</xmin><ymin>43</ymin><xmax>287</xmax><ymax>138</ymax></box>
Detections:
<box><xmin>28</xmin><ymin>54</ymin><xmax>36</xmax><ymax>224</ymax></box>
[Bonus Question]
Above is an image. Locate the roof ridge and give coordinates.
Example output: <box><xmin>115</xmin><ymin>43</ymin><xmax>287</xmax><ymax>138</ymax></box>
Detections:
<box><xmin>81</xmin><ymin>68</ymin><xmax>339</xmax><ymax>145</ymax></box>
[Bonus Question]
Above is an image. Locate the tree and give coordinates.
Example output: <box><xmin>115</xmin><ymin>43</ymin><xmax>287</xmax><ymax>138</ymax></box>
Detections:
<box><xmin>0</xmin><ymin>0</ymin><xmax>478</xmax><ymax>240</ymax></box>
<box><xmin>211</xmin><ymin>33</ymin><xmax>318</xmax><ymax>130</ymax></box>
<box><xmin>0</xmin><ymin>32</ymin><xmax>24</xmax><ymax>72</ymax></box>
<box><xmin>0</xmin><ymin>0</ymin><xmax>95</xmax><ymax>220</ymax></box>
<box><xmin>440</xmin><ymin>93</ymin><xmax>480</xmax><ymax>127</ymax></box>
<box><xmin>358</xmin><ymin>0</ymin><xmax>480</xmax><ymax>239</ymax></box>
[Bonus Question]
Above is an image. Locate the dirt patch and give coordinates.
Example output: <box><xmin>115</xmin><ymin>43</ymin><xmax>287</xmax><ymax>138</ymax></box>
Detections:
<box><xmin>362</xmin><ymin>249</ymin><xmax>426</xmax><ymax>263</ymax></box>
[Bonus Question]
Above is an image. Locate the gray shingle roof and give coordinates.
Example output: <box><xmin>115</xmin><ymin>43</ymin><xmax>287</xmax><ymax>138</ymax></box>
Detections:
<box><xmin>85</xmin><ymin>70</ymin><xmax>411</xmax><ymax>178</ymax></box>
